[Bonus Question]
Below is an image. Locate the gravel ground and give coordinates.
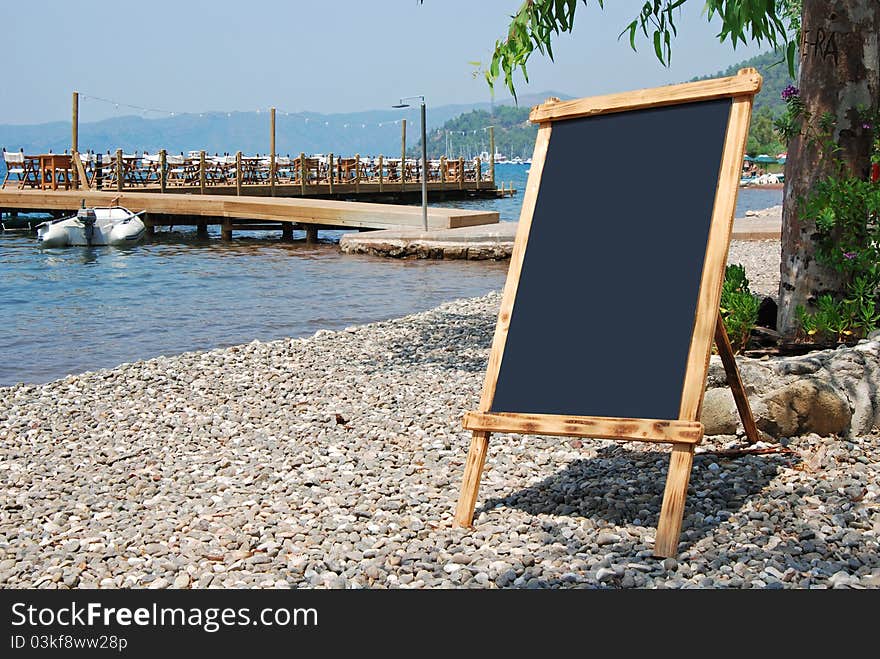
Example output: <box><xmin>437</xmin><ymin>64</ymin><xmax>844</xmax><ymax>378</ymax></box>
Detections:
<box><xmin>727</xmin><ymin>240</ymin><xmax>780</xmax><ymax>299</ymax></box>
<box><xmin>1</xmin><ymin>240</ymin><xmax>877</xmax><ymax>589</ymax></box>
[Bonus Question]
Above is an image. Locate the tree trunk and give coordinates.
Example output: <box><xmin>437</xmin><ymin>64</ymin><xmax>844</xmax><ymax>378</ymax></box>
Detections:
<box><xmin>777</xmin><ymin>0</ymin><xmax>880</xmax><ymax>336</ymax></box>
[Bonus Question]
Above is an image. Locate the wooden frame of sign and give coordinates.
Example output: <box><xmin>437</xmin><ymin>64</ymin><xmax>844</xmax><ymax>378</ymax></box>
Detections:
<box><xmin>454</xmin><ymin>68</ymin><xmax>763</xmax><ymax>558</ymax></box>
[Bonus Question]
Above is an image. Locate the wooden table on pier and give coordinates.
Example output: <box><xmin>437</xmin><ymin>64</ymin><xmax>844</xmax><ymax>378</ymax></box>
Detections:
<box><xmin>38</xmin><ymin>154</ymin><xmax>72</xmax><ymax>191</ymax></box>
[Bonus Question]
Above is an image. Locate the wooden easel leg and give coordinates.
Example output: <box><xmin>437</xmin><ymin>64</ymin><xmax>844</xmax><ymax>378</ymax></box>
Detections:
<box><xmin>454</xmin><ymin>430</ymin><xmax>491</xmax><ymax>527</ymax></box>
<box><xmin>654</xmin><ymin>442</ymin><xmax>696</xmax><ymax>558</ymax></box>
<box><xmin>714</xmin><ymin>311</ymin><xmax>761</xmax><ymax>444</ymax></box>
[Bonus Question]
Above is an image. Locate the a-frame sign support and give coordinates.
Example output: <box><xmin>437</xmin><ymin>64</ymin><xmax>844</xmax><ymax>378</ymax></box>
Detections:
<box><xmin>453</xmin><ymin>69</ymin><xmax>763</xmax><ymax>559</ymax></box>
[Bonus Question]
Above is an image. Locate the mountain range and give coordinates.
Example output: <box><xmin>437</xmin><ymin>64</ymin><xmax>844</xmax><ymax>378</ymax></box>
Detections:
<box><xmin>1</xmin><ymin>49</ymin><xmax>795</xmax><ymax>167</ymax></box>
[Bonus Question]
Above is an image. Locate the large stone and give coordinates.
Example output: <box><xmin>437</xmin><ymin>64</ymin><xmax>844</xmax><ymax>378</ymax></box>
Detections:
<box><xmin>700</xmin><ymin>388</ymin><xmax>739</xmax><ymax>435</ymax></box>
<box><xmin>759</xmin><ymin>379</ymin><xmax>851</xmax><ymax>437</ymax></box>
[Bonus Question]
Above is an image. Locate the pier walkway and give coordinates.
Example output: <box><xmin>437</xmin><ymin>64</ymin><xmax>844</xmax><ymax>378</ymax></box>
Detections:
<box><xmin>0</xmin><ymin>187</ymin><xmax>499</xmax><ymax>240</ymax></box>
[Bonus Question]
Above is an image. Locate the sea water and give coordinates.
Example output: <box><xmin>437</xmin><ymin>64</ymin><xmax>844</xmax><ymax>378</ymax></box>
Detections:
<box><xmin>0</xmin><ymin>164</ymin><xmax>780</xmax><ymax>385</ymax></box>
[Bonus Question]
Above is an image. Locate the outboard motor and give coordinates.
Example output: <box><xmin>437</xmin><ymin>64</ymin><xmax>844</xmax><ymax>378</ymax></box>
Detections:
<box><xmin>77</xmin><ymin>207</ymin><xmax>97</xmax><ymax>245</ymax></box>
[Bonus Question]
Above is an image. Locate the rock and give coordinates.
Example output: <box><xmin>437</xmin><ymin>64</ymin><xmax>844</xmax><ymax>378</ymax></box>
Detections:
<box><xmin>148</xmin><ymin>578</ymin><xmax>169</xmax><ymax>590</ymax></box>
<box><xmin>596</xmin><ymin>567</ymin><xmax>615</xmax><ymax>583</ymax></box>
<box><xmin>828</xmin><ymin>571</ymin><xmax>855</xmax><ymax>589</ymax></box>
<box><xmin>760</xmin><ymin>379</ymin><xmax>851</xmax><ymax>437</ymax></box>
<box><xmin>701</xmin><ymin>388</ymin><xmax>739</xmax><ymax>435</ymax></box>
<box><xmin>596</xmin><ymin>532</ymin><xmax>621</xmax><ymax>546</ymax></box>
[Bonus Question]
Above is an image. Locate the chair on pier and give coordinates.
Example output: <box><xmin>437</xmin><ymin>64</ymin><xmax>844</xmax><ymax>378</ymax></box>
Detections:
<box><xmin>335</xmin><ymin>157</ymin><xmax>358</xmax><ymax>184</ymax></box>
<box><xmin>235</xmin><ymin>155</ymin><xmax>259</xmax><ymax>184</ymax></box>
<box><xmin>428</xmin><ymin>159</ymin><xmax>442</xmax><ymax>182</ymax></box>
<box><xmin>404</xmin><ymin>158</ymin><xmax>421</xmax><ymax>183</ymax></box>
<box><xmin>2</xmin><ymin>148</ymin><xmax>33</xmax><ymax>188</ymax></box>
<box><xmin>360</xmin><ymin>157</ymin><xmax>377</xmax><ymax>182</ymax></box>
<box><xmin>292</xmin><ymin>156</ymin><xmax>321</xmax><ymax>185</ymax></box>
<box><xmin>384</xmin><ymin>158</ymin><xmax>402</xmax><ymax>182</ymax></box>
<box><xmin>165</xmin><ymin>154</ymin><xmax>193</xmax><ymax>186</ymax></box>
<box><xmin>274</xmin><ymin>156</ymin><xmax>293</xmax><ymax>183</ymax></box>
<box><xmin>209</xmin><ymin>154</ymin><xmax>236</xmax><ymax>185</ymax></box>
<box><xmin>139</xmin><ymin>152</ymin><xmax>161</xmax><ymax>185</ymax></box>
<box><xmin>465</xmin><ymin>158</ymin><xmax>480</xmax><ymax>182</ymax></box>
<box><xmin>92</xmin><ymin>153</ymin><xmax>118</xmax><ymax>190</ymax></box>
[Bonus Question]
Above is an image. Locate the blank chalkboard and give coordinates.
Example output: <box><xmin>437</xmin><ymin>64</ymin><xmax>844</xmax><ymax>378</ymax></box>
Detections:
<box><xmin>490</xmin><ymin>99</ymin><xmax>732</xmax><ymax>420</ymax></box>
<box><xmin>455</xmin><ymin>70</ymin><xmax>762</xmax><ymax>557</ymax></box>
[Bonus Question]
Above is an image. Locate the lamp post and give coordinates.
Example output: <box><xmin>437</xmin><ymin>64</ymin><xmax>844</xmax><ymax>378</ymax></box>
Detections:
<box><xmin>393</xmin><ymin>95</ymin><xmax>427</xmax><ymax>231</ymax></box>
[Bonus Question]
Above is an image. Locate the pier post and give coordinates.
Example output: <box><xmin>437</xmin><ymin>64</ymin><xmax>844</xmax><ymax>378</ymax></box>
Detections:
<box><xmin>304</xmin><ymin>224</ymin><xmax>318</xmax><ymax>244</ymax></box>
<box><xmin>475</xmin><ymin>157</ymin><xmax>481</xmax><ymax>190</ymax></box>
<box><xmin>145</xmin><ymin>216</ymin><xmax>155</xmax><ymax>236</ymax></box>
<box><xmin>235</xmin><ymin>151</ymin><xmax>242</xmax><ymax>196</ymax></box>
<box><xmin>221</xmin><ymin>219</ymin><xmax>232</xmax><ymax>240</ymax></box>
<box><xmin>441</xmin><ymin>156</ymin><xmax>447</xmax><ymax>189</ymax></box>
<box><xmin>378</xmin><ymin>155</ymin><xmax>383</xmax><ymax>192</ymax></box>
<box><xmin>489</xmin><ymin>126</ymin><xmax>495</xmax><ymax>185</ymax></box>
<box><xmin>115</xmin><ymin>148</ymin><xmax>123</xmax><ymax>192</ymax></box>
<box><xmin>71</xmin><ymin>91</ymin><xmax>79</xmax><ymax>189</ymax></box>
<box><xmin>269</xmin><ymin>107</ymin><xmax>276</xmax><ymax>197</ymax></box>
<box><xmin>400</xmin><ymin>119</ymin><xmax>406</xmax><ymax>192</ymax></box>
<box><xmin>300</xmin><ymin>152</ymin><xmax>306</xmax><ymax>196</ymax></box>
<box><xmin>197</xmin><ymin>221</ymin><xmax>208</xmax><ymax>238</ymax></box>
<box><xmin>328</xmin><ymin>153</ymin><xmax>334</xmax><ymax>194</ymax></box>
<box><xmin>458</xmin><ymin>157</ymin><xmax>464</xmax><ymax>190</ymax></box>
<box><xmin>355</xmin><ymin>153</ymin><xmax>360</xmax><ymax>194</ymax></box>
<box><xmin>199</xmin><ymin>151</ymin><xmax>206</xmax><ymax>194</ymax></box>
<box><xmin>159</xmin><ymin>149</ymin><xmax>167</xmax><ymax>193</ymax></box>
<box><xmin>281</xmin><ymin>222</ymin><xmax>294</xmax><ymax>241</ymax></box>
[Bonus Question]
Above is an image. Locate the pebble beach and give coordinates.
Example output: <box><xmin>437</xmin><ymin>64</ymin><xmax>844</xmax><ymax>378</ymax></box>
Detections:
<box><xmin>1</xmin><ymin>238</ymin><xmax>878</xmax><ymax>589</ymax></box>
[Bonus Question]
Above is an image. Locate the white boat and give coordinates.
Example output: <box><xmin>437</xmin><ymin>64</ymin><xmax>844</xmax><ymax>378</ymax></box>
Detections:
<box><xmin>38</xmin><ymin>206</ymin><xmax>146</xmax><ymax>248</ymax></box>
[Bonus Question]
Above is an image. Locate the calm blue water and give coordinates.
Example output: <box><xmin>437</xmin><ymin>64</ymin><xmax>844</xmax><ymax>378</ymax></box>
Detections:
<box><xmin>0</xmin><ymin>163</ymin><xmax>781</xmax><ymax>386</ymax></box>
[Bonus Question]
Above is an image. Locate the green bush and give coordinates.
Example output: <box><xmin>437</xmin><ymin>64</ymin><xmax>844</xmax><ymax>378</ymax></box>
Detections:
<box><xmin>720</xmin><ymin>264</ymin><xmax>760</xmax><ymax>353</ymax></box>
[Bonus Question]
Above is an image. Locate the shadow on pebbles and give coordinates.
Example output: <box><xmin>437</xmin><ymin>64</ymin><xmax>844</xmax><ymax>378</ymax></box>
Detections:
<box><xmin>0</xmin><ymin>291</ymin><xmax>878</xmax><ymax>589</ymax></box>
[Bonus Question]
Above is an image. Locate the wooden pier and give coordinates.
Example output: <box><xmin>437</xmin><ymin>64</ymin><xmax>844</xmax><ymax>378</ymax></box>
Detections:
<box><xmin>1</xmin><ymin>95</ymin><xmax>513</xmax><ymax>239</ymax></box>
<box><xmin>0</xmin><ymin>187</ymin><xmax>499</xmax><ymax>240</ymax></box>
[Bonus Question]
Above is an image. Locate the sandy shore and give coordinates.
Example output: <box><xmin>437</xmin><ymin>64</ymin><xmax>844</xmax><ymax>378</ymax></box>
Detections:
<box><xmin>1</xmin><ymin>240</ymin><xmax>876</xmax><ymax>589</ymax></box>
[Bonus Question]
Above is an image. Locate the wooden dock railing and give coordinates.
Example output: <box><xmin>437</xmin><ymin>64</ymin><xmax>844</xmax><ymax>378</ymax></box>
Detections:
<box><xmin>3</xmin><ymin>149</ymin><xmax>499</xmax><ymax>199</ymax></box>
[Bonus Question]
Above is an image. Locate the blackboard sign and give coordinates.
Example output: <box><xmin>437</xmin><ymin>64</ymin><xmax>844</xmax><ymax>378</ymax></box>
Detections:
<box><xmin>492</xmin><ymin>99</ymin><xmax>730</xmax><ymax>420</ymax></box>
<box><xmin>454</xmin><ymin>69</ymin><xmax>762</xmax><ymax>558</ymax></box>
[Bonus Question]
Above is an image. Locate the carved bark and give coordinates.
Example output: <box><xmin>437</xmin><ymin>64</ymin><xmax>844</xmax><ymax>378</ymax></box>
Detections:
<box><xmin>778</xmin><ymin>0</ymin><xmax>880</xmax><ymax>336</ymax></box>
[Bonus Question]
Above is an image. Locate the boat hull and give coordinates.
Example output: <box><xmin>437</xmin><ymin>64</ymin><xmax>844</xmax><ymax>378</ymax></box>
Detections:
<box><xmin>37</xmin><ymin>208</ymin><xmax>146</xmax><ymax>247</ymax></box>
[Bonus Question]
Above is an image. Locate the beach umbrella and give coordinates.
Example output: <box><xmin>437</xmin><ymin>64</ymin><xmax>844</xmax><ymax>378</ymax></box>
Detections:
<box><xmin>753</xmin><ymin>154</ymin><xmax>777</xmax><ymax>164</ymax></box>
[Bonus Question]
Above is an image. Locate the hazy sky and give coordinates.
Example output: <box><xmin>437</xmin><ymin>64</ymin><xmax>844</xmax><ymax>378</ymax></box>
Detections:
<box><xmin>2</xmin><ymin>1</ymin><xmax>766</xmax><ymax>124</ymax></box>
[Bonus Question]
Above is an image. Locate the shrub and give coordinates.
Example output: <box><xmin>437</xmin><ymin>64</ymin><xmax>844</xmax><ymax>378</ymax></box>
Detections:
<box><xmin>720</xmin><ymin>264</ymin><xmax>760</xmax><ymax>353</ymax></box>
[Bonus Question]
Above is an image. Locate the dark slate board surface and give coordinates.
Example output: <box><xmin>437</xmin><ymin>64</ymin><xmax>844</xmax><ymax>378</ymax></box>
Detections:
<box><xmin>490</xmin><ymin>98</ymin><xmax>732</xmax><ymax>420</ymax></box>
